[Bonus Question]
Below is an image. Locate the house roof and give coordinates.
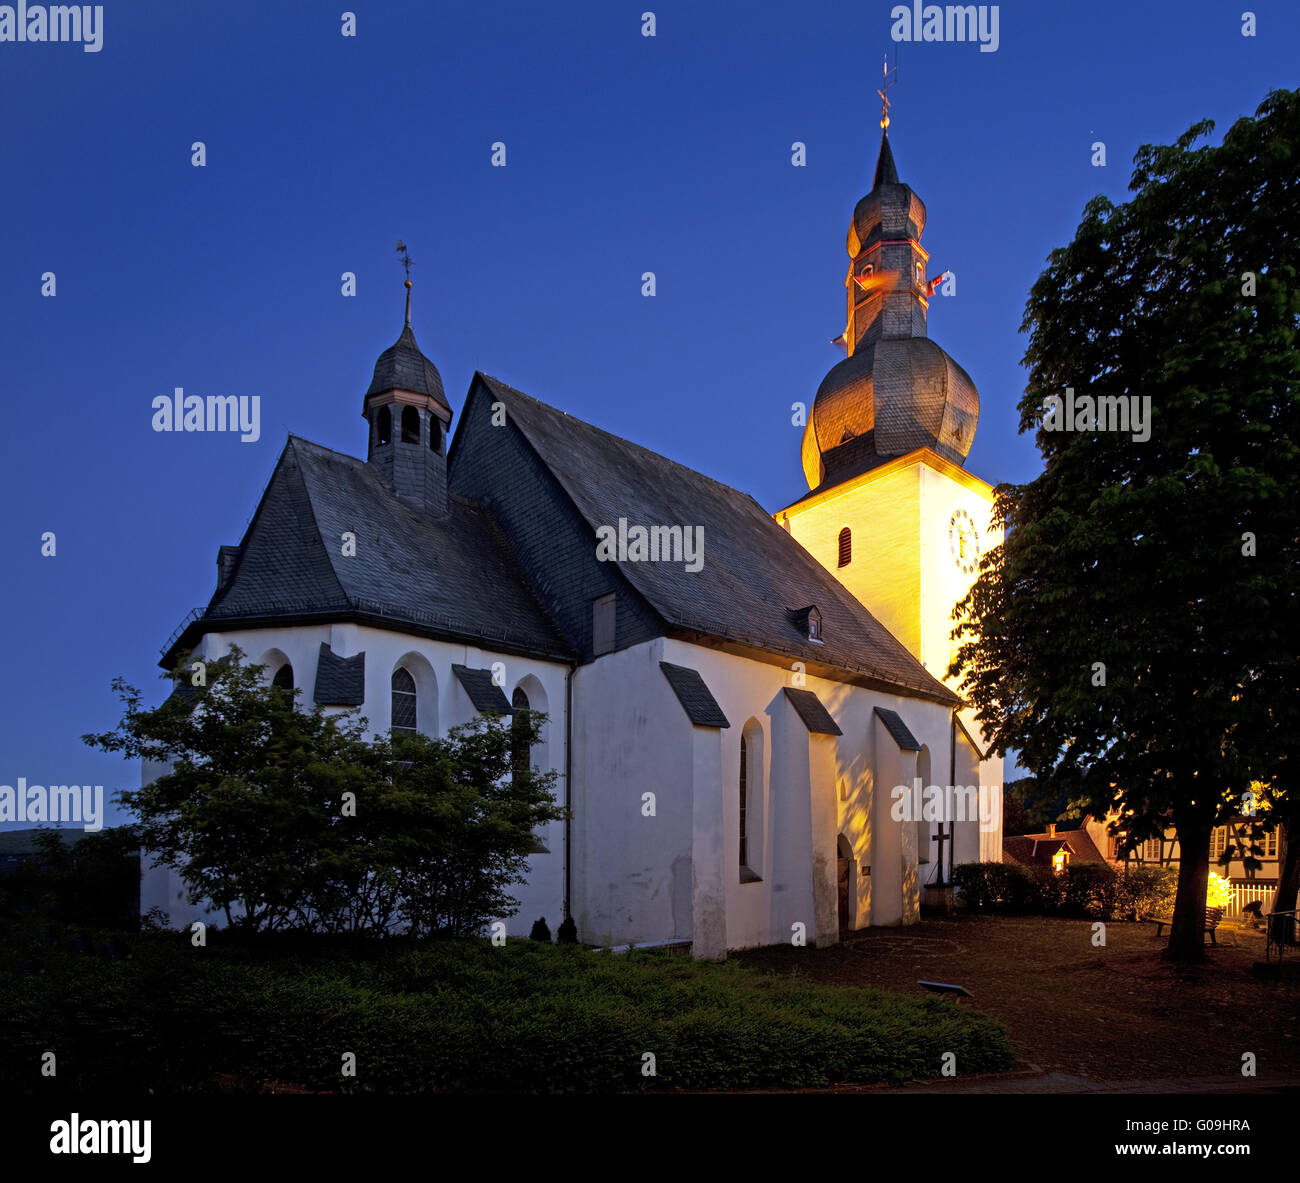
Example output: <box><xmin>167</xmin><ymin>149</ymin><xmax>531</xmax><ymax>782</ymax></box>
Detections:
<box><xmin>659</xmin><ymin>662</ymin><xmax>730</xmax><ymax>729</ymax></box>
<box><xmin>170</xmin><ymin>436</ymin><xmax>574</xmax><ymax>666</ymax></box>
<box><xmin>476</xmin><ymin>374</ymin><xmax>960</xmax><ymax>706</ymax></box>
<box><xmin>1003</xmin><ymin>826</ymin><xmax>1107</xmax><ymax>866</ymax></box>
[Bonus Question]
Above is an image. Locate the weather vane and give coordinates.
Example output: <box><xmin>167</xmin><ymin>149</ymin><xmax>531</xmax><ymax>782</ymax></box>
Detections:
<box><xmin>878</xmin><ymin>50</ymin><xmax>898</xmax><ymax>131</ymax></box>
<box><xmin>396</xmin><ymin>239</ymin><xmax>414</xmax><ymax>323</ymax></box>
<box><xmin>396</xmin><ymin>239</ymin><xmax>414</xmax><ymax>282</ymax></box>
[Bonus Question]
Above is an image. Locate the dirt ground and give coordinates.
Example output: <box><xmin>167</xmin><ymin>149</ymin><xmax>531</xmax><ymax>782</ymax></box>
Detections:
<box><xmin>734</xmin><ymin>914</ymin><xmax>1300</xmax><ymax>1084</ymax></box>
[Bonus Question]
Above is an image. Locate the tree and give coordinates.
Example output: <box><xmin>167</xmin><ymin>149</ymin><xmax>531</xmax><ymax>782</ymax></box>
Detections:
<box><xmin>951</xmin><ymin>90</ymin><xmax>1300</xmax><ymax>962</ymax></box>
<box><xmin>84</xmin><ymin>647</ymin><xmax>565</xmax><ymax>936</ymax></box>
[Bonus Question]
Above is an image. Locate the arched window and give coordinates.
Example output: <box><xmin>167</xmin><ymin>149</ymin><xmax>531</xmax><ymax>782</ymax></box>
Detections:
<box><xmin>391</xmin><ymin>668</ymin><xmax>417</xmax><ymax>733</ymax></box>
<box><xmin>739</xmin><ymin>720</ymin><xmax>764</xmax><ymax>882</ymax></box>
<box><xmin>429</xmin><ymin>417</ymin><xmax>442</xmax><ymax>453</ymax></box>
<box><xmin>916</xmin><ymin>745</ymin><xmax>932</xmax><ymax>880</ymax></box>
<box><xmin>837</xmin><ymin>527</ymin><xmax>852</xmax><ymax>567</ymax></box>
<box><xmin>511</xmin><ymin>687</ymin><xmax>531</xmax><ymax>782</ymax></box>
<box><xmin>739</xmin><ymin>739</ymin><xmax>749</xmax><ymax>870</ymax></box>
<box><xmin>401</xmin><ymin>406</ymin><xmax>420</xmax><ymax>444</ymax></box>
<box><xmin>271</xmin><ymin>663</ymin><xmax>294</xmax><ymax>691</ymax></box>
<box><xmin>377</xmin><ymin>406</ymin><xmax>391</xmax><ymax>445</ymax></box>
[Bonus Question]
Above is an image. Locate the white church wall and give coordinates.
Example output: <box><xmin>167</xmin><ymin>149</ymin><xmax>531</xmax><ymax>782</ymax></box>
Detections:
<box><xmin>570</xmin><ymin>637</ymin><xmax>695</xmax><ymax>948</ymax></box>
<box><xmin>143</xmin><ymin>624</ymin><xmax>570</xmax><ymax>935</ymax></box>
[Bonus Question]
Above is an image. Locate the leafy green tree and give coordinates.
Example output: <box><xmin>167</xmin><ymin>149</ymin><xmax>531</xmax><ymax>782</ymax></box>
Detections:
<box><xmin>84</xmin><ymin>647</ymin><xmax>564</xmax><ymax>937</ymax></box>
<box><xmin>951</xmin><ymin>90</ymin><xmax>1300</xmax><ymax>962</ymax></box>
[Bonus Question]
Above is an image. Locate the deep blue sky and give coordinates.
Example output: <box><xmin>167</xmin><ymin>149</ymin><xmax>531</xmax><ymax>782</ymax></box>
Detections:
<box><xmin>2</xmin><ymin>1</ymin><xmax>1294</xmax><ymax>828</ymax></box>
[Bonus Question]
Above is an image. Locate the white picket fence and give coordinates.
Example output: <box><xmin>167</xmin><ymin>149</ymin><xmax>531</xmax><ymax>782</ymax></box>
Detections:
<box><xmin>1223</xmin><ymin>882</ymin><xmax>1282</xmax><ymax>920</ymax></box>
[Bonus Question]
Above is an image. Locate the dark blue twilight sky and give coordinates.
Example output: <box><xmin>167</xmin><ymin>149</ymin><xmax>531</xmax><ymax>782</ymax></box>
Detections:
<box><xmin>1</xmin><ymin>1</ymin><xmax>1294</xmax><ymax>828</ymax></box>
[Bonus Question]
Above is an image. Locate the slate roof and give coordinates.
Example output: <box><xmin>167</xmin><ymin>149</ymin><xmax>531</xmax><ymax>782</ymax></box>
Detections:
<box><xmin>874</xmin><ymin>706</ymin><xmax>921</xmax><ymax>751</ymax></box>
<box><xmin>171</xmin><ymin>436</ymin><xmax>574</xmax><ymax>666</ymax></box>
<box><xmin>783</xmin><ymin>688</ymin><xmax>842</xmax><ymax>735</ymax></box>
<box><xmin>365</xmin><ymin>323</ymin><xmax>449</xmax><ymax>411</ymax></box>
<box><xmin>477</xmin><ymin>375</ymin><xmax>959</xmax><ymax>706</ymax></box>
<box><xmin>451</xmin><ymin>665</ymin><xmax>514</xmax><ymax>714</ymax></box>
<box><xmin>314</xmin><ymin>643</ymin><xmax>365</xmax><ymax>706</ymax></box>
<box><xmin>659</xmin><ymin>662</ymin><xmax>730</xmax><ymax>728</ymax></box>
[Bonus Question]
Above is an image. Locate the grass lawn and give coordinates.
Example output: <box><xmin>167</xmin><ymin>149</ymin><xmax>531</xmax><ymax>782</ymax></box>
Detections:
<box><xmin>1</xmin><ymin>930</ymin><xmax>1014</xmax><ymax>1093</ymax></box>
<box><xmin>736</xmin><ymin>914</ymin><xmax>1300</xmax><ymax>1084</ymax></box>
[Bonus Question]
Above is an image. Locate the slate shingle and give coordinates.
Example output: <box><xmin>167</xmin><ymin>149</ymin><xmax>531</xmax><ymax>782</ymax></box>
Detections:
<box><xmin>314</xmin><ymin>643</ymin><xmax>365</xmax><ymax>706</ymax></box>
<box><xmin>184</xmin><ymin>437</ymin><xmax>574</xmax><ymax>665</ymax></box>
<box><xmin>874</xmin><ymin>706</ymin><xmax>921</xmax><ymax>751</ymax></box>
<box><xmin>451</xmin><ymin>664</ymin><xmax>514</xmax><ymax>714</ymax></box>
<box><xmin>783</xmin><ymin>687</ymin><xmax>842</xmax><ymax>735</ymax></box>
<box><xmin>478</xmin><ymin>375</ymin><xmax>959</xmax><ymax>706</ymax></box>
<box><xmin>659</xmin><ymin>662</ymin><xmax>730</xmax><ymax>728</ymax></box>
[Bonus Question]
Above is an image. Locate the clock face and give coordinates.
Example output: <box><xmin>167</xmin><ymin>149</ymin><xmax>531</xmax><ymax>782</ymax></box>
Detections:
<box><xmin>949</xmin><ymin>508</ymin><xmax>980</xmax><ymax>575</ymax></box>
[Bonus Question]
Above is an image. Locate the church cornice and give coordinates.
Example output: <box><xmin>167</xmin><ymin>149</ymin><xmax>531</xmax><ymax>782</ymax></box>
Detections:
<box><xmin>779</xmin><ymin>446</ymin><xmax>995</xmax><ymax>517</ymax></box>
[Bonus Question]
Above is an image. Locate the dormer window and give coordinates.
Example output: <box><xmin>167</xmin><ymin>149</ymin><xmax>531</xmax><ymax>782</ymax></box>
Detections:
<box><xmin>790</xmin><ymin>604</ymin><xmax>824</xmax><ymax>643</ymax></box>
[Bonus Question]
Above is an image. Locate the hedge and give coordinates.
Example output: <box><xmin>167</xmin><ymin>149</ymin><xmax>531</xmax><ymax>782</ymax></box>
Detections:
<box><xmin>952</xmin><ymin>860</ymin><xmax>1177</xmax><ymax>919</ymax></box>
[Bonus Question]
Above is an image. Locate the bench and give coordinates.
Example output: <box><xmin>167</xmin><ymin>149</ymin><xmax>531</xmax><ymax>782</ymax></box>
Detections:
<box><xmin>1152</xmin><ymin>906</ymin><xmax>1224</xmax><ymax>944</ymax></box>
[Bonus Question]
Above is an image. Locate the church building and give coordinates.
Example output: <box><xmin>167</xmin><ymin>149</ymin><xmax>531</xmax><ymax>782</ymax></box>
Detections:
<box><xmin>142</xmin><ymin>121</ymin><xmax>1003</xmax><ymax>958</ymax></box>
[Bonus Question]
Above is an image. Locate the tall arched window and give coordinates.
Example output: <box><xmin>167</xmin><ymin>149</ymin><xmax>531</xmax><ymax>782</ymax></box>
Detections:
<box><xmin>511</xmin><ymin>687</ymin><xmax>531</xmax><ymax>782</ymax></box>
<box><xmin>391</xmin><ymin>668</ymin><xmax>417</xmax><ymax>733</ymax></box>
<box><xmin>739</xmin><ymin>739</ymin><xmax>749</xmax><ymax>870</ymax></box>
<box><xmin>376</xmin><ymin>406</ymin><xmax>391</xmax><ymax>445</ymax></box>
<box><xmin>739</xmin><ymin>720</ymin><xmax>763</xmax><ymax>882</ymax></box>
<box><xmin>271</xmin><ymin>663</ymin><xmax>294</xmax><ymax>691</ymax></box>
<box><xmin>837</xmin><ymin>527</ymin><xmax>852</xmax><ymax>567</ymax></box>
<box><xmin>401</xmin><ymin>406</ymin><xmax>420</xmax><ymax>444</ymax></box>
<box><xmin>429</xmin><ymin>417</ymin><xmax>442</xmax><ymax>454</ymax></box>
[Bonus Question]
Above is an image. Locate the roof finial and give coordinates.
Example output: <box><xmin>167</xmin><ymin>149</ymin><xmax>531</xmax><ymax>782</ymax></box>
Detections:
<box><xmin>878</xmin><ymin>50</ymin><xmax>897</xmax><ymax>131</ymax></box>
<box><xmin>396</xmin><ymin>239</ymin><xmax>414</xmax><ymax>325</ymax></box>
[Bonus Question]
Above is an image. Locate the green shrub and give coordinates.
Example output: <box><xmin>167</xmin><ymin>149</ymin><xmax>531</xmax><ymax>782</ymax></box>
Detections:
<box><xmin>955</xmin><ymin>859</ymin><xmax>1177</xmax><ymax>920</ymax></box>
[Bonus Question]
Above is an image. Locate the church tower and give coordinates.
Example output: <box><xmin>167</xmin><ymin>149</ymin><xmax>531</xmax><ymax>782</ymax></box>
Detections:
<box><xmin>362</xmin><ymin>276</ymin><xmax>453</xmax><ymax>514</ymax></box>
<box><xmin>776</xmin><ymin>102</ymin><xmax>1003</xmax><ymax>863</ymax></box>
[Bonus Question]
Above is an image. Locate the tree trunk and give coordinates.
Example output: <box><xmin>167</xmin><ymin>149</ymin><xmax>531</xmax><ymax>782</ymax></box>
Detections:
<box><xmin>1166</xmin><ymin>813</ymin><xmax>1211</xmax><ymax>963</ymax></box>
<box><xmin>1275</xmin><ymin>817</ymin><xmax>1299</xmax><ymax>946</ymax></box>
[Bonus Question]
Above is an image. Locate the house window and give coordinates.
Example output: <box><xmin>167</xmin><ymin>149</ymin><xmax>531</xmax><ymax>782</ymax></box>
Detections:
<box><xmin>377</xmin><ymin>406</ymin><xmax>391</xmax><ymax>446</ymax></box>
<box><xmin>401</xmin><ymin>406</ymin><xmax>420</xmax><ymax>444</ymax></box>
<box><xmin>271</xmin><ymin>663</ymin><xmax>293</xmax><ymax>691</ymax></box>
<box><xmin>391</xmin><ymin>668</ymin><xmax>417</xmax><ymax>733</ymax></box>
<box><xmin>511</xmin><ymin>687</ymin><xmax>531</xmax><ymax>781</ymax></box>
<box><xmin>1143</xmin><ymin>837</ymin><xmax>1163</xmax><ymax>862</ymax></box>
<box><xmin>1210</xmin><ymin>827</ymin><xmax>1227</xmax><ymax>859</ymax></box>
<box><xmin>837</xmin><ymin>527</ymin><xmax>852</xmax><ymax>568</ymax></box>
<box><xmin>1264</xmin><ymin>830</ymin><xmax>1278</xmax><ymax>858</ymax></box>
<box><xmin>807</xmin><ymin>607</ymin><xmax>823</xmax><ymax>642</ymax></box>
<box><xmin>592</xmin><ymin>593</ymin><xmax>616</xmax><ymax>656</ymax></box>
